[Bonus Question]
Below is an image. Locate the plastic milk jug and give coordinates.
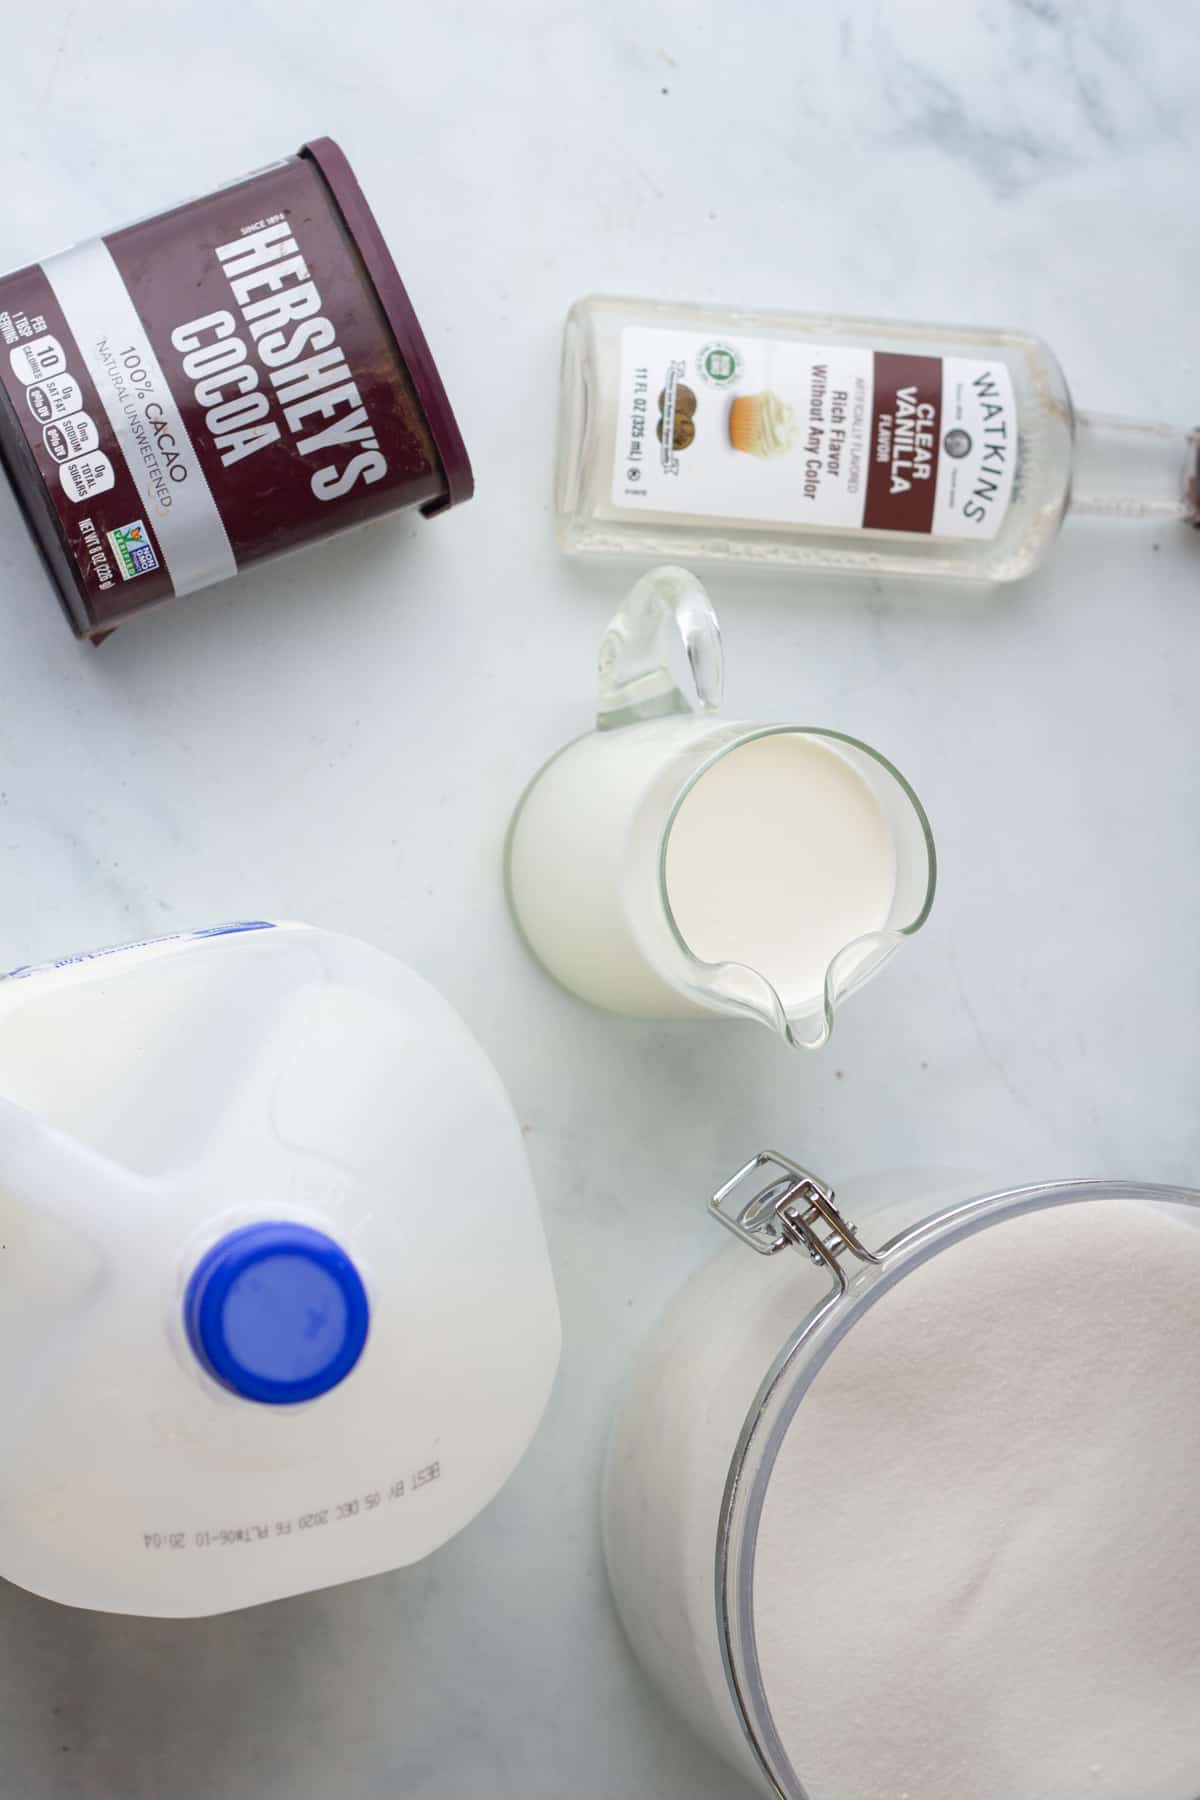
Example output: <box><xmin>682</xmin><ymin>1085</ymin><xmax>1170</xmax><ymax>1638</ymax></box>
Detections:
<box><xmin>0</xmin><ymin>922</ymin><xmax>560</xmax><ymax>1617</ymax></box>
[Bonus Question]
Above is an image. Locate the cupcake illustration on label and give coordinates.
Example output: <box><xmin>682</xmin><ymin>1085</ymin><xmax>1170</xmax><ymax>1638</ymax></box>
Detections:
<box><xmin>728</xmin><ymin>390</ymin><xmax>799</xmax><ymax>460</ymax></box>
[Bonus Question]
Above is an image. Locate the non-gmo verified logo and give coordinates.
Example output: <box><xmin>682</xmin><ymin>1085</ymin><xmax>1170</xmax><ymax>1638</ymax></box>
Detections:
<box><xmin>106</xmin><ymin>518</ymin><xmax>159</xmax><ymax>581</ymax></box>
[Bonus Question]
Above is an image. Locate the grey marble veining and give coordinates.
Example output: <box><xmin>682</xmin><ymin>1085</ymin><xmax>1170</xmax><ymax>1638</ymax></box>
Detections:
<box><xmin>1</xmin><ymin>1</ymin><xmax>1199</xmax><ymax>1795</ymax></box>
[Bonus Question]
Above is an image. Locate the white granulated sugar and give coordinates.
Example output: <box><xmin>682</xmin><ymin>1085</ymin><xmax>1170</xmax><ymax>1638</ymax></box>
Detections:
<box><xmin>753</xmin><ymin>1199</ymin><xmax>1200</xmax><ymax>1800</ymax></box>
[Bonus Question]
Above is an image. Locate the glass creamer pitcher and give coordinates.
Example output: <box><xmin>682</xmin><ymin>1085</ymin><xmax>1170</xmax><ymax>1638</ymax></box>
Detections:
<box><xmin>505</xmin><ymin>567</ymin><xmax>935</xmax><ymax>1049</ymax></box>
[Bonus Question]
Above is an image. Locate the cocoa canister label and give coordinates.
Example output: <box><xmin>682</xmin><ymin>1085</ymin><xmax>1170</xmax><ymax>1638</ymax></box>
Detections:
<box><xmin>612</xmin><ymin>327</ymin><xmax>1018</xmax><ymax>542</ymax></box>
<box><xmin>42</xmin><ymin>239</ymin><xmax>237</xmax><ymax>595</ymax></box>
<box><xmin>0</xmin><ymin>155</ymin><xmax>443</xmax><ymax>632</ymax></box>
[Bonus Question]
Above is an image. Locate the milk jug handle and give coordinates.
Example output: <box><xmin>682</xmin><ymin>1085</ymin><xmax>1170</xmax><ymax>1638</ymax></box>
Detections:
<box><xmin>596</xmin><ymin>565</ymin><xmax>724</xmax><ymax>731</ymax></box>
<box><xmin>0</xmin><ymin>1092</ymin><xmax>152</xmax><ymax>1247</ymax></box>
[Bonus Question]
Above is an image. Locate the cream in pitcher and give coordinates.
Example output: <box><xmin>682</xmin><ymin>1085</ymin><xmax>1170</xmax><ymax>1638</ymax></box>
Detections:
<box><xmin>505</xmin><ymin>566</ymin><xmax>935</xmax><ymax>1049</ymax></box>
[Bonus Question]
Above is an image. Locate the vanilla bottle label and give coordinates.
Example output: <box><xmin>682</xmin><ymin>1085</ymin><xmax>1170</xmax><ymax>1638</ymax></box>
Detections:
<box><xmin>612</xmin><ymin>327</ymin><xmax>1017</xmax><ymax>541</ymax></box>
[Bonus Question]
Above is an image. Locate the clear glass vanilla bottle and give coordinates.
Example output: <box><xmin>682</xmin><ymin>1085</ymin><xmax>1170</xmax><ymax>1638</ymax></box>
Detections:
<box><xmin>556</xmin><ymin>295</ymin><xmax>1199</xmax><ymax>582</ymax></box>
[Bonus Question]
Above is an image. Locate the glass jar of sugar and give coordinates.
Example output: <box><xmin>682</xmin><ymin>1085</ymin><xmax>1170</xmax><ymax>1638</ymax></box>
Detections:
<box><xmin>604</xmin><ymin>1154</ymin><xmax>1200</xmax><ymax>1800</ymax></box>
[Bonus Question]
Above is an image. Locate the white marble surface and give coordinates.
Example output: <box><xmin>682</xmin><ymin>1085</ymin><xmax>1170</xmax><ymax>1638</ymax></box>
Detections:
<box><xmin>1</xmin><ymin>2</ymin><xmax>1199</xmax><ymax>1795</ymax></box>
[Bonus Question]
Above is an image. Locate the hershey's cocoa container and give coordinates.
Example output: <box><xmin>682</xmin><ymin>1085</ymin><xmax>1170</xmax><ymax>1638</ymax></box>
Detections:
<box><xmin>0</xmin><ymin>138</ymin><xmax>472</xmax><ymax>639</ymax></box>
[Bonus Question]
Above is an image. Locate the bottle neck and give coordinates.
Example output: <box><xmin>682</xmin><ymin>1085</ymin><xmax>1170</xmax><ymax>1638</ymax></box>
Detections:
<box><xmin>1069</xmin><ymin>411</ymin><xmax>1199</xmax><ymax>524</ymax></box>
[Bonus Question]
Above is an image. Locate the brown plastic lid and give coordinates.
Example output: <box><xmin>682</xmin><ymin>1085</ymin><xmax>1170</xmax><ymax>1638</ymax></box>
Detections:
<box><xmin>301</xmin><ymin>136</ymin><xmax>473</xmax><ymax>517</ymax></box>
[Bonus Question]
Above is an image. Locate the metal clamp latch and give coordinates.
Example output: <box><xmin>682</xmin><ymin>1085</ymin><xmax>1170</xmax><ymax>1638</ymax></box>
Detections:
<box><xmin>710</xmin><ymin>1151</ymin><xmax>881</xmax><ymax>1293</ymax></box>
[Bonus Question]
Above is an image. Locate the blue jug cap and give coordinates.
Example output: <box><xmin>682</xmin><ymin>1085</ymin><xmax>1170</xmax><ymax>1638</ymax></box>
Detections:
<box><xmin>184</xmin><ymin>1222</ymin><xmax>370</xmax><ymax>1405</ymax></box>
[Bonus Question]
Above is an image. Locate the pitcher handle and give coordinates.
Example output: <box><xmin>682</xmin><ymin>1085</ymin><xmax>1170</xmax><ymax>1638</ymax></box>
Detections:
<box><xmin>597</xmin><ymin>565</ymin><xmax>724</xmax><ymax>731</ymax></box>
